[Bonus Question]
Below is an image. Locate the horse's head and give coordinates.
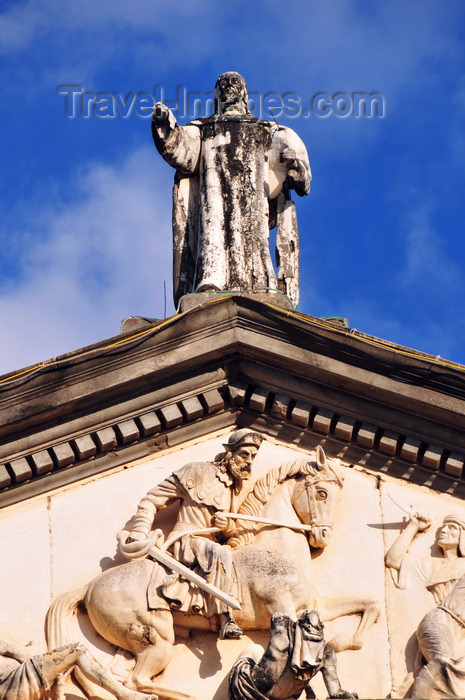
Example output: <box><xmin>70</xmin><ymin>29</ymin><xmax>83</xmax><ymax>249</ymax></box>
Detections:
<box><xmin>291</xmin><ymin>445</ymin><xmax>344</xmax><ymax>549</ymax></box>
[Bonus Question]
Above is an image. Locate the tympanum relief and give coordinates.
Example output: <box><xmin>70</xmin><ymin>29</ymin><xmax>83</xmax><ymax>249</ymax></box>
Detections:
<box><xmin>42</xmin><ymin>433</ymin><xmax>380</xmax><ymax>699</ymax></box>
<box><xmin>6</xmin><ymin>433</ymin><xmax>465</xmax><ymax>698</ymax></box>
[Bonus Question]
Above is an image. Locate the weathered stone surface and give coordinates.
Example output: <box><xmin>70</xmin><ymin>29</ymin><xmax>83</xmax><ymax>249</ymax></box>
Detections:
<box><xmin>356</xmin><ymin>422</ymin><xmax>378</xmax><ymax>449</ymax></box>
<box><xmin>9</xmin><ymin>457</ymin><xmax>32</xmax><ymax>482</ymax></box>
<box><xmin>119</xmin><ymin>316</ymin><xmax>159</xmax><ymax>334</ymax></box>
<box><xmin>384</xmin><ymin>490</ymin><xmax>465</xmax><ymax>698</ymax></box>
<box><xmin>115</xmin><ymin>419</ymin><xmax>140</xmax><ymax>444</ymax></box>
<box><xmin>73</xmin><ymin>436</ymin><xmax>97</xmax><ymax>461</ymax></box>
<box><xmin>178</xmin><ymin>290</ymin><xmax>295</xmax><ymax>313</ymax></box>
<box><xmin>270</xmin><ymin>394</ymin><xmax>291</xmax><ymax>420</ymax></box>
<box><xmin>334</xmin><ymin>415</ymin><xmax>356</xmax><ymax>442</ymax></box>
<box><xmin>3</xmin><ymin>298</ymin><xmax>465</xmax><ymax>509</ymax></box>
<box><xmin>378</xmin><ymin>430</ymin><xmax>399</xmax><ymax>456</ymax></box>
<box><xmin>31</xmin><ymin>449</ymin><xmax>55</xmax><ymax>475</ymax></box>
<box><xmin>248</xmin><ymin>387</ymin><xmax>269</xmax><ymax>413</ymax></box>
<box><xmin>444</xmin><ymin>452</ymin><xmax>465</xmax><ymax>478</ymax></box>
<box><xmin>52</xmin><ymin>443</ymin><xmax>75</xmax><ymax>469</ymax></box>
<box><xmin>153</xmin><ymin>72</ymin><xmax>310</xmax><ymax>307</ymax></box>
<box><xmin>312</xmin><ymin>408</ymin><xmax>333</xmax><ymax>434</ymax></box>
<box><xmin>8</xmin><ymin>433</ymin><xmax>465</xmax><ymax>699</ymax></box>
<box><xmin>229</xmin><ymin>610</ymin><xmax>356</xmax><ymax>700</ymax></box>
<box><xmin>47</xmin><ymin>436</ymin><xmax>387</xmax><ymax>699</ymax></box>
<box><xmin>0</xmin><ymin>464</ymin><xmax>11</xmax><ymax>488</ymax></box>
<box><xmin>139</xmin><ymin>411</ymin><xmax>161</xmax><ymax>437</ymax></box>
<box><xmin>0</xmin><ymin>499</ymin><xmax>51</xmax><ymax>646</ymax></box>
<box><xmin>159</xmin><ymin>403</ymin><xmax>183</xmax><ymax>429</ymax></box>
<box><xmin>227</xmin><ymin>382</ymin><xmax>248</xmax><ymax>406</ymax></box>
<box><xmin>290</xmin><ymin>401</ymin><xmax>311</xmax><ymax>427</ymax></box>
<box><xmin>202</xmin><ymin>388</ymin><xmax>224</xmax><ymax>414</ymax></box>
<box><xmin>0</xmin><ymin>641</ymin><xmax>141</xmax><ymax>700</ymax></box>
<box><xmin>95</xmin><ymin>427</ymin><xmax>117</xmax><ymax>452</ymax></box>
<box><xmin>422</xmin><ymin>444</ymin><xmax>443</xmax><ymax>470</ymax></box>
<box><xmin>400</xmin><ymin>437</ymin><xmax>421</xmax><ymax>463</ymax></box>
<box><xmin>180</xmin><ymin>396</ymin><xmax>204</xmax><ymax>421</ymax></box>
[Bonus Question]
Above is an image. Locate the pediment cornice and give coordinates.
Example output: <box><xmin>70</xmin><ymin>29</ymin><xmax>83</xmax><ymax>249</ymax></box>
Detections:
<box><xmin>1</xmin><ymin>297</ymin><xmax>465</xmax><ymax>507</ymax></box>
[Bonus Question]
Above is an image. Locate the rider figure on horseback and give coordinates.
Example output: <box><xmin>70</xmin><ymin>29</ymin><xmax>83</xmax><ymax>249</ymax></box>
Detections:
<box><xmin>127</xmin><ymin>429</ymin><xmax>264</xmax><ymax>639</ymax></box>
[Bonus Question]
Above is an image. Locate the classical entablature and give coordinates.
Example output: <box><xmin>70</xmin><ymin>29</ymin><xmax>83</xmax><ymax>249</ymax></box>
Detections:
<box><xmin>1</xmin><ymin>295</ymin><xmax>464</xmax><ymax>509</ymax></box>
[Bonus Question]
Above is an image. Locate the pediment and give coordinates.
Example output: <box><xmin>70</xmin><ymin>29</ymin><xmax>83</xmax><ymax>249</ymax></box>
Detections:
<box><xmin>1</xmin><ymin>296</ymin><xmax>465</xmax><ymax>508</ymax></box>
<box><xmin>2</xmin><ymin>298</ymin><xmax>465</xmax><ymax>698</ymax></box>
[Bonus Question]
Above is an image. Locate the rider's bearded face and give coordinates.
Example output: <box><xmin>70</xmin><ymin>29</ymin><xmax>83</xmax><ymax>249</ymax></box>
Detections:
<box><xmin>228</xmin><ymin>445</ymin><xmax>258</xmax><ymax>483</ymax></box>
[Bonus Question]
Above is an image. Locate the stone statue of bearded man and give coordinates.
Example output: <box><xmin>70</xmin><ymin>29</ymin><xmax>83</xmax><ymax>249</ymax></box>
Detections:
<box><xmin>152</xmin><ymin>71</ymin><xmax>311</xmax><ymax>309</ymax></box>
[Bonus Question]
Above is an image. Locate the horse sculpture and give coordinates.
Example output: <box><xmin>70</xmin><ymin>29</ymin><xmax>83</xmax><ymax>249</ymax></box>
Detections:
<box><xmin>46</xmin><ymin>447</ymin><xmax>379</xmax><ymax>699</ymax></box>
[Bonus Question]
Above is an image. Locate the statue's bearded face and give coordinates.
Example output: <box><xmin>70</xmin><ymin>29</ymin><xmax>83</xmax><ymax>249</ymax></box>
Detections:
<box><xmin>228</xmin><ymin>445</ymin><xmax>258</xmax><ymax>482</ymax></box>
<box><xmin>215</xmin><ymin>73</ymin><xmax>247</xmax><ymax>112</ymax></box>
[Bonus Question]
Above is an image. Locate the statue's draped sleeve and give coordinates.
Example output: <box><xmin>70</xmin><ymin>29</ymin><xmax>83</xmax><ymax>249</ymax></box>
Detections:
<box><xmin>152</xmin><ymin>110</ymin><xmax>201</xmax><ymax>306</ymax></box>
<box><xmin>152</xmin><ymin>109</ymin><xmax>201</xmax><ymax>174</ymax></box>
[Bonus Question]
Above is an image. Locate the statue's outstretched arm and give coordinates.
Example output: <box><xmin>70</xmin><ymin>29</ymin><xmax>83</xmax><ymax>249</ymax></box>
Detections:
<box><xmin>151</xmin><ymin>103</ymin><xmax>200</xmax><ymax>174</ymax></box>
<box><xmin>385</xmin><ymin>513</ymin><xmax>431</xmax><ymax>571</ymax></box>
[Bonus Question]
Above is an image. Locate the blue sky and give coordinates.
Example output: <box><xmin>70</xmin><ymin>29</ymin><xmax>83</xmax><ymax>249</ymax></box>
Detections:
<box><xmin>1</xmin><ymin>0</ymin><xmax>465</xmax><ymax>375</ymax></box>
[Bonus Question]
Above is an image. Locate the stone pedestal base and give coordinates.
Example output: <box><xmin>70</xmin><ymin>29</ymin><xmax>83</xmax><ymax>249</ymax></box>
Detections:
<box><xmin>177</xmin><ymin>290</ymin><xmax>295</xmax><ymax>313</ymax></box>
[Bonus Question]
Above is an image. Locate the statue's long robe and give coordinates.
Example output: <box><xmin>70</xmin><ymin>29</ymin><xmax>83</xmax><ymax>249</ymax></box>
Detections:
<box><xmin>152</xmin><ymin>112</ymin><xmax>310</xmax><ymax>307</ymax></box>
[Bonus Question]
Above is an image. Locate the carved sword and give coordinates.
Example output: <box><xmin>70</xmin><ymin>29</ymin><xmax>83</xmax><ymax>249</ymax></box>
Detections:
<box><xmin>387</xmin><ymin>493</ymin><xmax>415</xmax><ymax>518</ymax></box>
<box><xmin>117</xmin><ymin>529</ymin><xmax>241</xmax><ymax>611</ymax></box>
<box><xmin>146</xmin><ymin>545</ymin><xmax>241</xmax><ymax>610</ymax></box>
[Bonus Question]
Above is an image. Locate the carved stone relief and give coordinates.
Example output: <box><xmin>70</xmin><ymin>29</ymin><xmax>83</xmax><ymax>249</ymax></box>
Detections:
<box><xmin>385</xmin><ymin>508</ymin><xmax>465</xmax><ymax>698</ymax></box>
<box><xmin>228</xmin><ymin>610</ymin><xmax>358</xmax><ymax>700</ymax></box>
<box><xmin>46</xmin><ymin>433</ymin><xmax>381</xmax><ymax>698</ymax></box>
<box><xmin>0</xmin><ymin>641</ymin><xmax>157</xmax><ymax>700</ymax></box>
<box><xmin>4</xmin><ymin>432</ymin><xmax>465</xmax><ymax>698</ymax></box>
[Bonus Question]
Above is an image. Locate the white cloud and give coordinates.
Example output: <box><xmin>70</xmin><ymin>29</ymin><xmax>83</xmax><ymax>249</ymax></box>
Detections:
<box><xmin>0</xmin><ymin>146</ymin><xmax>174</xmax><ymax>376</ymax></box>
<box><xmin>399</xmin><ymin>205</ymin><xmax>459</xmax><ymax>292</ymax></box>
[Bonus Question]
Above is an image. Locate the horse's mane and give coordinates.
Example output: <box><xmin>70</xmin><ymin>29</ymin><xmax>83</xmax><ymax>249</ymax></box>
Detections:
<box><xmin>229</xmin><ymin>456</ymin><xmax>340</xmax><ymax>549</ymax></box>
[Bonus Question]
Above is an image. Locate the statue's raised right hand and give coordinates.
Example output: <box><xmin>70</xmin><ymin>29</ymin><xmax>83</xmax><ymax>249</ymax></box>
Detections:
<box><xmin>411</xmin><ymin>513</ymin><xmax>431</xmax><ymax>532</ymax></box>
<box><xmin>152</xmin><ymin>102</ymin><xmax>170</xmax><ymax>126</ymax></box>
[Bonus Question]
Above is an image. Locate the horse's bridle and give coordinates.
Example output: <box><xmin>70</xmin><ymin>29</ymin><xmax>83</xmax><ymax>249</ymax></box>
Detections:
<box><xmin>291</xmin><ymin>473</ymin><xmax>337</xmax><ymax>528</ymax></box>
